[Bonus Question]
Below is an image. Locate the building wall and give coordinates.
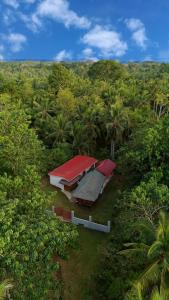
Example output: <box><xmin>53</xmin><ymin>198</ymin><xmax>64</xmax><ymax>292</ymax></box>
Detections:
<box><xmin>100</xmin><ymin>175</ymin><xmax>112</xmax><ymax>194</ymax></box>
<box><xmin>64</xmin><ymin>182</ymin><xmax>77</xmax><ymax>191</ymax></box>
<box><xmin>71</xmin><ymin>211</ymin><xmax>111</xmax><ymax>233</ymax></box>
<box><xmin>75</xmin><ymin>198</ymin><xmax>94</xmax><ymax>206</ymax></box>
<box><xmin>49</xmin><ymin>175</ymin><xmax>64</xmax><ymax>189</ymax></box>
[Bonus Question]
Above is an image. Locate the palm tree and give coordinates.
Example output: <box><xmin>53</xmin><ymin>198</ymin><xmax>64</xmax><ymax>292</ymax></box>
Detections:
<box><xmin>83</xmin><ymin>113</ymin><xmax>100</xmax><ymax>154</ymax></box>
<box><xmin>120</xmin><ymin>211</ymin><xmax>169</xmax><ymax>298</ymax></box>
<box><xmin>106</xmin><ymin>100</ymin><xmax>130</xmax><ymax>159</ymax></box>
<box><xmin>47</xmin><ymin>114</ymin><xmax>71</xmax><ymax>146</ymax></box>
<box><xmin>150</xmin><ymin>287</ymin><xmax>169</xmax><ymax>300</ymax></box>
<box><xmin>152</xmin><ymin>79</ymin><xmax>169</xmax><ymax>119</ymax></box>
<box><xmin>131</xmin><ymin>282</ymin><xmax>169</xmax><ymax>300</ymax></box>
<box><xmin>71</xmin><ymin>121</ymin><xmax>88</xmax><ymax>154</ymax></box>
<box><xmin>33</xmin><ymin>94</ymin><xmax>53</xmax><ymax>126</ymax></box>
<box><xmin>0</xmin><ymin>279</ymin><xmax>13</xmax><ymax>300</ymax></box>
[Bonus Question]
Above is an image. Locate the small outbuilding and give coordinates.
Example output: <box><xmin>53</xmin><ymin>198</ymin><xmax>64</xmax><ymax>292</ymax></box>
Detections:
<box><xmin>72</xmin><ymin>170</ymin><xmax>105</xmax><ymax>206</ymax></box>
<box><xmin>72</xmin><ymin>159</ymin><xmax>116</xmax><ymax>206</ymax></box>
<box><xmin>48</xmin><ymin>155</ymin><xmax>98</xmax><ymax>191</ymax></box>
<box><xmin>96</xmin><ymin>159</ymin><xmax>116</xmax><ymax>177</ymax></box>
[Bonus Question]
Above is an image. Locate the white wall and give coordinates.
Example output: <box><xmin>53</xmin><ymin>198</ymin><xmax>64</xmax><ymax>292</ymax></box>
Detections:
<box><xmin>100</xmin><ymin>175</ymin><xmax>112</xmax><ymax>194</ymax></box>
<box><xmin>71</xmin><ymin>211</ymin><xmax>111</xmax><ymax>233</ymax></box>
<box><xmin>49</xmin><ymin>175</ymin><xmax>64</xmax><ymax>189</ymax></box>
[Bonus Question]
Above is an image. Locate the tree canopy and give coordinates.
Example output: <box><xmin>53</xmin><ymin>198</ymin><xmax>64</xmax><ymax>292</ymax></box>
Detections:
<box><xmin>1</xmin><ymin>60</ymin><xmax>169</xmax><ymax>299</ymax></box>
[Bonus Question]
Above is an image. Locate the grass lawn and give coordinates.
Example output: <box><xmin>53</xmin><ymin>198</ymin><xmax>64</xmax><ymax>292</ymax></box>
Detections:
<box><xmin>61</xmin><ymin>228</ymin><xmax>108</xmax><ymax>300</ymax></box>
<box><xmin>42</xmin><ymin>175</ymin><xmax>127</xmax><ymax>300</ymax></box>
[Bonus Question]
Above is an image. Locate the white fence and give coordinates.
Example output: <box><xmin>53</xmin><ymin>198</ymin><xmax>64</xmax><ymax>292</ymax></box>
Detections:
<box><xmin>71</xmin><ymin>211</ymin><xmax>111</xmax><ymax>233</ymax></box>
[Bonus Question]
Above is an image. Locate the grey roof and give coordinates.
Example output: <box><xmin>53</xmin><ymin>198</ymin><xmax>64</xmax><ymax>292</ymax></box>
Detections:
<box><xmin>72</xmin><ymin>170</ymin><xmax>106</xmax><ymax>202</ymax></box>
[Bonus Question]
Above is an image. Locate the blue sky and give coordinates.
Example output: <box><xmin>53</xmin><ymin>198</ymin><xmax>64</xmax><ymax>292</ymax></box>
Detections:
<box><xmin>0</xmin><ymin>0</ymin><xmax>169</xmax><ymax>61</ymax></box>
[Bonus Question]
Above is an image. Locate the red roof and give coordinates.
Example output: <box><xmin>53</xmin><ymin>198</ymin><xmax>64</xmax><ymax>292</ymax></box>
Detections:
<box><xmin>96</xmin><ymin>159</ymin><xmax>116</xmax><ymax>177</ymax></box>
<box><xmin>48</xmin><ymin>155</ymin><xmax>98</xmax><ymax>182</ymax></box>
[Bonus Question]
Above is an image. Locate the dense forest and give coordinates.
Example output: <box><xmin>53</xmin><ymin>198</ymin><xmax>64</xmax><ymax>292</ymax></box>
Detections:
<box><xmin>1</xmin><ymin>60</ymin><xmax>169</xmax><ymax>299</ymax></box>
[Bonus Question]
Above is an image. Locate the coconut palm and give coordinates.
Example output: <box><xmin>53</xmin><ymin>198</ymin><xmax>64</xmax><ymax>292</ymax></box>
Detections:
<box><xmin>134</xmin><ymin>285</ymin><xmax>169</xmax><ymax>300</ymax></box>
<box><xmin>120</xmin><ymin>211</ymin><xmax>169</xmax><ymax>298</ymax></box>
<box><xmin>71</xmin><ymin>121</ymin><xmax>88</xmax><ymax>154</ymax></box>
<box><xmin>106</xmin><ymin>100</ymin><xmax>130</xmax><ymax>159</ymax></box>
<box><xmin>47</xmin><ymin>114</ymin><xmax>71</xmax><ymax>146</ymax></box>
<box><xmin>150</xmin><ymin>287</ymin><xmax>169</xmax><ymax>300</ymax></box>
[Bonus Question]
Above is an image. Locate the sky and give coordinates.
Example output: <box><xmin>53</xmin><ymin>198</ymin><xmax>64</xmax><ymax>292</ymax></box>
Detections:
<box><xmin>0</xmin><ymin>0</ymin><xmax>169</xmax><ymax>62</ymax></box>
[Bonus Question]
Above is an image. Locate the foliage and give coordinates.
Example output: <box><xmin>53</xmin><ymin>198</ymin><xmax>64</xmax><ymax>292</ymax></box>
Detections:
<box><xmin>128</xmin><ymin>173</ymin><xmax>169</xmax><ymax>224</ymax></box>
<box><xmin>48</xmin><ymin>63</ymin><xmax>77</xmax><ymax>94</ymax></box>
<box><xmin>0</xmin><ymin>279</ymin><xmax>13</xmax><ymax>300</ymax></box>
<box><xmin>0</xmin><ymin>167</ymin><xmax>78</xmax><ymax>299</ymax></box>
<box><xmin>88</xmin><ymin>60</ymin><xmax>128</xmax><ymax>83</ymax></box>
<box><xmin>121</xmin><ymin>211</ymin><xmax>169</xmax><ymax>299</ymax></box>
<box><xmin>0</xmin><ymin>102</ymin><xmax>44</xmax><ymax>175</ymax></box>
<box><xmin>1</xmin><ymin>60</ymin><xmax>169</xmax><ymax>299</ymax></box>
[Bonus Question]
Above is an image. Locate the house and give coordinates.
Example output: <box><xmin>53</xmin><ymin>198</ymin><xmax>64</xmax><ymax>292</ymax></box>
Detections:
<box><xmin>72</xmin><ymin>159</ymin><xmax>116</xmax><ymax>206</ymax></box>
<box><xmin>72</xmin><ymin>169</ymin><xmax>106</xmax><ymax>206</ymax></box>
<box><xmin>48</xmin><ymin>155</ymin><xmax>98</xmax><ymax>191</ymax></box>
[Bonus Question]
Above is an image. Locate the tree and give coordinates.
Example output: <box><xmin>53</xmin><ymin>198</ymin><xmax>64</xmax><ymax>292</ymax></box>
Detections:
<box><xmin>48</xmin><ymin>63</ymin><xmax>76</xmax><ymax>94</ymax></box>
<box><xmin>120</xmin><ymin>211</ymin><xmax>169</xmax><ymax>299</ymax></box>
<box><xmin>46</xmin><ymin>142</ymin><xmax>73</xmax><ymax>170</ymax></box>
<box><xmin>55</xmin><ymin>88</ymin><xmax>77</xmax><ymax>117</ymax></box>
<box><xmin>88</xmin><ymin>60</ymin><xmax>128</xmax><ymax>83</ymax></box>
<box><xmin>147</xmin><ymin>78</ymin><xmax>169</xmax><ymax>119</ymax></box>
<box><xmin>150</xmin><ymin>287</ymin><xmax>169</xmax><ymax>300</ymax></box>
<box><xmin>33</xmin><ymin>91</ymin><xmax>53</xmax><ymax>125</ymax></box>
<box><xmin>71</xmin><ymin>121</ymin><xmax>88</xmax><ymax>154</ymax></box>
<box><xmin>0</xmin><ymin>167</ymin><xmax>78</xmax><ymax>299</ymax></box>
<box><xmin>0</xmin><ymin>280</ymin><xmax>13</xmax><ymax>300</ymax></box>
<box><xmin>127</xmin><ymin>284</ymin><xmax>169</xmax><ymax>300</ymax></box>
<box><xmin>0</xmin><ymin>103</ymin><xmax>43</xmax><ymax>175</ymax></box>
<box><xmin>119</xmin><ymin>116</ymin><xmax>169</xmax><ymax>178</ymax></box>
<box><xmin>106</xmin><ymin>100</ymin><xmax>130</xmax><ymax>159</ymax></box>
<box><xmin>47</xmin><ymin>113</ymin><xmax>71</xmax><ymax>146</ymax></box>
<box><xmin>128</xmin><ymin>172</ymin><xmax>169</xmax><ymax>224</ymax></box>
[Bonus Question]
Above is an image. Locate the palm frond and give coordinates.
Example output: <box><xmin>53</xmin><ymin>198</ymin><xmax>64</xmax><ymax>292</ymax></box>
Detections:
<box><xmin>148</xmin><ymin>241</ymin><xmax>163</xmax><ymax>258</ymax></box>
<box><xmin>119</xmin><ymin>242</ymin><xmax>149</xmax><ymax>257</ymax></box>
<box><xmin>133</xmin><ymin>221</ymin><xmax>155</xmax><ymax>240</ymax></box>
<box><xmin>150</xmin><ymin>287</ymin><xmax>161</xmax><ymax>300</ymax></box>
<box><xmin>137</xmin><ymin>260</ymin><xmax>160</xmax><ymax>291</ymax></box>
<box><xmin>0</xmin><ymin>279</ymin><xmax>13</xmax><ymax>300</ymax></box>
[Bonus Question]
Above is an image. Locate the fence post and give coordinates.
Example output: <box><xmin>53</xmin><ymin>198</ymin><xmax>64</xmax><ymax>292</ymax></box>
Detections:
<box><xmin>52</xmin><ymin>206</ymin><xmax>55</xmax><ymax>213</ymax></box>
<box><xmin>89</xmin><ymin>215</ymin><xmax>92</xmax><ymax>222</ymax></box>
<box><xmin>71</xmin><ymin>210</ymin><xmax>74</xmax><ymax>221</ymax></box>
<box><xmin>107</xmin><ymin>221</ymin><xmax>111</xmax><ymax>232</ymax></box>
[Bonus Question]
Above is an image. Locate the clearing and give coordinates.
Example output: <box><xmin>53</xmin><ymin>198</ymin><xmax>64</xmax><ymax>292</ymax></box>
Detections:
<box><xmin>42</xmin><ymin>175</ymin><xmax>126</xmax><ymax>300</ymax></box>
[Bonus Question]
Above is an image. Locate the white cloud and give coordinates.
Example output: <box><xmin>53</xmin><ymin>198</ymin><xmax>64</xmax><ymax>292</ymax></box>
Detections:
<box><xmin>19</xmin><ymin>12</ymin><xmax>42</xmax><ymax>32</ymax></box>
<box><xmin>3</xmin><ymin>0</ymin><xmax>36</xmax><ymax>8</ymax></box>
<box><xmin>3</xmin><ymin>0</ymin><xmax>19</xmax><ymax>9</ymax></box>
<box><xmin>82</xmin><ymin>25</ymin><xmax>127</xmax><ymax>58</ymax></box>
<box><xmin>125</xmin><ymin>18</ymin><xmax>148</xmax><ymax>49</ymax></box>
<box><xmin>4</xmin><ymin>33</ymin><xmax>27</xmax><ymax>52</ymax></box>
<box><xmin>3</xmin><ymin>9</ymin><xmax>16</xmax><ymax>26</ymax></box>
<box><xmin>83</xmin><ymin>48</ymin><xmax>93</xmax><ymax>57</ymax></box>
<box><xmin>0</xmin><ymin>54</ymin><xmax>4</xmax><ymax>61</ymax></box>
<box><xmin>82</xmin><ymin>48</ymin><xmax>98</xmax><ymax>61</ymax></box>
<box><xmin>54</xmin><ymin>49</ymin><xmax>72</xmax><ymax>61</ymax></box>
<box><xmin>31</xmin><ymin>0</ymin><xmax>91</xmax><ymax>31</ymax></box>
<box><xmin>125</xmin><ymin>18</ymin><xmax>143</xmax><ymax>31</ymax></box>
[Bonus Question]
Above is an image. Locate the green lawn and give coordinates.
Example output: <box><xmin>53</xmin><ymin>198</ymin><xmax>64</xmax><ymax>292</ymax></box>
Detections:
<box><xmin>43</xmin><ymin>175</ymin><xmax>124</xmax><ymax>223</ymax></box>
<box><xmin>61</xmin><ymin>228</ymin><xmax>108</xmax><ymax>300</ymax></box>
<box><xmin>42</xmin><ymin>175</ymin><xmax>126</xmax><ymax>300</ymax></box>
